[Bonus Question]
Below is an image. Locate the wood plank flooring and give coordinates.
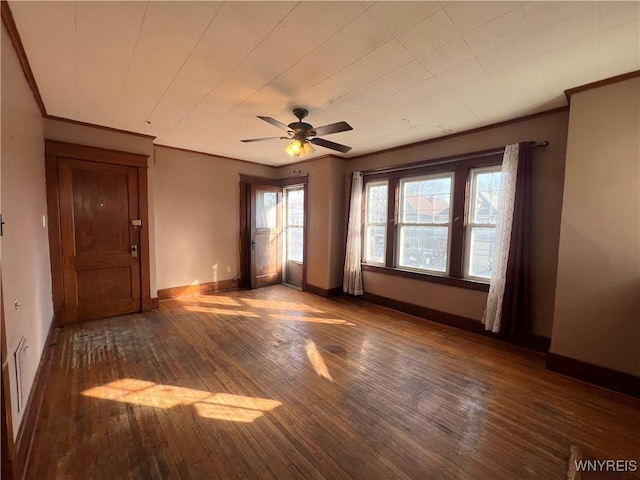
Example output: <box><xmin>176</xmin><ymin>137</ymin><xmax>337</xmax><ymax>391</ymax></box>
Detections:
<box><xmin>27</xmin><ymin>286</ymin><xmax>639</xmax><ymax>479</ymax></box>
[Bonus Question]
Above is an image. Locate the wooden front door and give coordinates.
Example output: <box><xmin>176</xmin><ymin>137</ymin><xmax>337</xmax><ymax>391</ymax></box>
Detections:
<box><xmin>250</xmin><ymin>185</ymin><xmax>283</xmax><ymax>289</ymax></box>
<box><xmin>58</xmin><ymin>158</ymin><xmax>142</xmax><ymax>323</ymax></box>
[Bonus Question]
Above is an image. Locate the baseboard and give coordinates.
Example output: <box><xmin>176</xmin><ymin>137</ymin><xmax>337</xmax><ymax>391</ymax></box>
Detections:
<box><xmin>305</xmin><ymin>284</ymin><xmax>342</xmax><ymax>298</ymax></box>
<box><xmin>10</xmin><ymin>319</ymin><xmax>59</xmax><ymax>480</ymax></box>
<box><xmin>546</xmin><ymin>353</ymin><xmax>640</xmax><ymax>398</ymax></box>
<box><xmin>151</xmin><ymin>297</ymin><xmax>159</xmax><ymax>310</ymax></box>
<box><xmin>157</xmin><ymin>279</ymin><xmax>237</xmax><ymax>300</ymax></box>
<box><xmin>361</xmin><ymin>291</ymin><xmax>551</xmax><ymax>353</ymax></box>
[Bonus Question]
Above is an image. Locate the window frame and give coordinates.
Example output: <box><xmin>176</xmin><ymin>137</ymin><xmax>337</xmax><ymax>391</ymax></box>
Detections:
<box><xmin>396</xmin><ymin>172</ymin><xmax>454</xmax><ymax>275</ymax></box>
<box><xmin>360</xmin><ymin>153</ymin><xmax>503</xmax><ymax>292</ymax></box>
<box><xmin>465</xmin><ymin>165</ymin><xmax>503</xmax><ymax>281</ymax></box>
<box><xmin>363</xmin><ymin>180</ymin><xmax>389</xmax><ymax>265</ymax></box>
<box><xmin>284</xmin><ymin>186</ymin><xmax>304</xmax><ymax>263</ymax></box>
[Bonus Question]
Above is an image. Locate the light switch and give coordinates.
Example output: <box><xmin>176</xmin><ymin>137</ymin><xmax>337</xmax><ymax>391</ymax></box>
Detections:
<box><xmin>42</xmin><ymin>215</ymin><xmax>47</xmax><ymax>228</ymax></box>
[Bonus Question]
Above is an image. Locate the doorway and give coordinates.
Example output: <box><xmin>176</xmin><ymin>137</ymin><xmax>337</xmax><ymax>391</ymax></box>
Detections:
<box><xmin>45</xmin><ymin>141</ymin><xmax>152</xmax><ymax>325</ymax></box>
<box><xmin>240</xmin><ymin>175</ymin><xmax>307</xmax><ymax>291</ymax></box>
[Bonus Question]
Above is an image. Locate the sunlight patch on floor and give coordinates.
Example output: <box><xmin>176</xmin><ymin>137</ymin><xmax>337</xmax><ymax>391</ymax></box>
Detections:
<box><xmin>305</xmin><ymin>340</ymin><xmax>333</xmax><ymax>381</ymax></box>
<box><xmin>183</xmin><ymin>306</ymin><xmax>258</xmax><ymax>317</ymax></box>
<box><xmin>82</xmin><ymin>379</ymin><xmax>281</xmax><ymax>422</ymax></box>
<box><xmin>270</xmin><ymin>314</ymin><xmax>355</xmax><ymax>325</ymax></box>
<box><xmin>177</xmin><ymin>295</ymin><xmax>241</xmax><ymax>307</ymax></box>
<box><xmin>241</xmin><ymin>298</ymin><xmax>323</xmax><ymax>313</ymax></box>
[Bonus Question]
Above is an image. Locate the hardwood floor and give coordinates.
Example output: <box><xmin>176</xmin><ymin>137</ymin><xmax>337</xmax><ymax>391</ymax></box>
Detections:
<box><xmin>27</xmin><ymin>286</ymin><xmax>639</xmax><ymax>479</ymax></box>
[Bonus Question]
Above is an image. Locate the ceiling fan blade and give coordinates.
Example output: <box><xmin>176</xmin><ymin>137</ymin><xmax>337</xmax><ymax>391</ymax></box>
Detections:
<box><xmin>258</xmin><ymin>116</ymin><xmax>291</xmax><ymax>132</ymax></box>
<box><xmin>312</xmin><ymin>121</ymin><xmax>353</xmax><ymax>136</ymax></box>
<box><xmin>310</xmin><ymin>137</ymin><xmax>352</xmax><ymax>153</ymax></box>
<box><xmin>240</xmin><ymin>136</ymin><xmax>288</xmax><ymax>143</ymax></box>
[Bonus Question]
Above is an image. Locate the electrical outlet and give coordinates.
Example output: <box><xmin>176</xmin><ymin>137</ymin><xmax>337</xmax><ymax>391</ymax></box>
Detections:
<box><xmin>226</xmin><ymin>266</ymin><xmax>231</xmax><ymax>273</ymax></box>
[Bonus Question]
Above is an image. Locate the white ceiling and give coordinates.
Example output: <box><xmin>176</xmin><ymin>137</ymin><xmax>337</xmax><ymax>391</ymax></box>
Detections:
<box><xmin>9</xmin><ymin>1</ymin><xmax>640</xmax><ymax>166</ymax></box>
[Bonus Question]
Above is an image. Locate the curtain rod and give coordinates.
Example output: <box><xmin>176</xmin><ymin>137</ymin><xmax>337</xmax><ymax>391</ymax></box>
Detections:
<box><xmin>362</xmin><ymin>141</ymin><xmax>549</xmax><ymax>176</ymax></box>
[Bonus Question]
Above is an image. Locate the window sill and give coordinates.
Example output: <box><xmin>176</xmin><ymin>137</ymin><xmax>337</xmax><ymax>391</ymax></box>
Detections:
<box><xmin>361</xmin><ymin>264</ymin><xmax>490</xmax><ymax>292</ymax></box>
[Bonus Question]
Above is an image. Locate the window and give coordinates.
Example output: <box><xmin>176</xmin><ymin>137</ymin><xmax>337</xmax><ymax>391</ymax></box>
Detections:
<box><xmin>364</xmin><ymin>181</ymin><xmax>388</xmax><ymax>264</ymax></box>
<box><xmin>361</xmin><ymin>153</ymin><xmax>503</xmax><ymax>290</ymax></box>
<box><xmin>398</xmin><ymin>174</ymin><xmax>452</xmax><ymax>273</ymax></box>
<box><xmin>285</xmin><ymin>187</ymin><xmax>304</xmax><ymax>262</ymax></box>
<box><xmin>466</xmin><ymin>167</ymin><xmax>502</xmax><ymax>280</ymax></box>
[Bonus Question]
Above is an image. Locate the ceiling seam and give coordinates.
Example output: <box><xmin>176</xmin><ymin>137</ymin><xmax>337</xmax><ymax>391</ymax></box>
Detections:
<box><xmin>137</xmin><ymin>2</ymin><xmax>224</xmax><ymax>133</ymax></box>
<box><xmin>154</xmin><ymin>1</ymin><xmax>302</xmax><ymax>145</ymax></box>
<box><xmin>109</xmin><ymin>1</ymin><xmax>150</xmax><ymax>128</ymax></box>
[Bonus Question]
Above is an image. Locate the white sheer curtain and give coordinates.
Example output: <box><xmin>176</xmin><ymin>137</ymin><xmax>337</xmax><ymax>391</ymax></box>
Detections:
<box><xmin>482</xmin><ymin>143</ymin><xmax>519</xmax><ymax>332</ymax></box>
<box><xmin>343</xmin><ymin>171</ymin><xmax>364</xmax><ymax>295</ymax></box>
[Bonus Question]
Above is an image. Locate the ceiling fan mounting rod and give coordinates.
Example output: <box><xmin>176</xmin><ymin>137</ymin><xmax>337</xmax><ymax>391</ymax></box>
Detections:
<box><xmin>292</xmin><ymin>107</ymin><xmax>308</xmax><ymax>121</ymax></box>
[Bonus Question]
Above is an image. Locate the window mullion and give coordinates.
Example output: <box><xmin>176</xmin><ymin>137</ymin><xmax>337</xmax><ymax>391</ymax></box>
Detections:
<box><xmin>449</xmin><ymin>168</ymin><xmax>468</xmax><ymax>278</ymax></box>
<box><xmin>385</xmin><ymin>177</ymin><xmax>398</xmax><ymax>267</ymax></box>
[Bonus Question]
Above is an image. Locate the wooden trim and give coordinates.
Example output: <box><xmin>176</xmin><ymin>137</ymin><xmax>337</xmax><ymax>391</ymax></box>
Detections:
<box><xmin>10</xmin><ymin>320</ymin><xmax>58</xmax><ymax>480</ymax></box>
<box><xmin>361</xmin><ymin>291</ymin><xmax>550</xmax><ymax>352</ymax></box>
<box><xmin>280</xmin><ymin>175</ymin><xmax>309</xmax><ymax>187</ymax></box>
<box><xmin>44</xmin><ymin>155</ymin><xmax>65</xmax><ymax>326</ymax></box>
<box><xmin>363</xmin><ymin>149</ymin><xmax>504</xmax><ymax>178</ymax></box>
<box><xmin>1</xmin><ymin>274</ymin><xmax>15</xmax><ymax>480</ymax></box>
<box><xmin>385</xmin><ymin>178</ymin><xmax>398</xmax><ymax>267</ymax></box>
<box><xmin>138</xmin><ymin>169</ymin><xmax>152</xmax><ymax>312</ymax></box>
<box><xmin>238</xmin><ymin>174</ymin><xmax>308</xmax><ymax>188</ymax></box>
<box><xmin>239</xmin><ymin>174</ymin><xmax>280</xmax><ymax>186</ymax></box>
<box><xmin>45</xmin><ymin>141</ymin><xmax>148</xmax><ymax>168</ymax></box>
<box><xmin>347</xmin><ymin>107</ymin><xmax>568</xmax><ymax>162</ymax></box>
<box><xmin>564</xmin><ymin>70</ymin><xmax>640</xmax><ymax>104</ymax></box>
<box><xmin>1</xmin><ymin>1</ymin><xmax>47</xmax><ymax>117</ymax></box>
<box><xmin>362</xmin><ymin>260</ymin><xmax>490</xmax><ymax>292</ymax></box>
<box><xmin>157</xmin><ymin>280</ymin><xmax>237</xmax><ymax>300</ymax></box>
<box><xmin>44</xmin><ymin>115</ymin><xmax>156</xmax><ymax>140</ymax></box>
<box><xmin>546</xmin><ymin>353</ymin><xmax>640</xmax><ymax>398</ymax></box>
<box><xmin>449</xmin><ymin>167</ymin><xmax>468</xmax><ymax>278</ymax></box>
<box><xmin>305</xmin><ymin>284</ymin><xmax>342</xmax><ymax>298</ymax></box>
<box><xmin>151</xmin><ymin>297</ymin><xmax>160</xmax><ymax>310</ymax></box>
<box><xmin>154</xmin><ymin>144</ymin><xmax>278</xmax><ymax>169</ymax></box>
<box><xmin>239</xmin><ymin>182</ymin><xmax>250</xmax><ymax>289</ymax></box>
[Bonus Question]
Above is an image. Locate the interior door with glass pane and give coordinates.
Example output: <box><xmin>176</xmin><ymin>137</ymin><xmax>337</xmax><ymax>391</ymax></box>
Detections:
<box><xmin>250</xmin><ymin>185</ymin><xmax>283</xmax><ymax>289</ymax></box>
<box><xmin>284</xmin><ymin>186</ymin><xmax>304</xmax><ymax>287</ymax></box>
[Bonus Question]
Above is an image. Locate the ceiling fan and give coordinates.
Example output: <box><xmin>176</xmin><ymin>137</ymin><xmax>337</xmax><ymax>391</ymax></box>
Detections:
<box><xmin>241</xmin><ymin>107</ymin><xmax>353</xmax><ymax>158</ymax></box>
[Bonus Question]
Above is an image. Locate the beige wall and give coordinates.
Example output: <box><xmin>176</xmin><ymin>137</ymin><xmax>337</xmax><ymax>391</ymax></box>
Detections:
<box><xmin>551</xmin><ymin>78</ymin><xmax>640</xmax><ymax>376</ymax></box>
<box><xmin>1</xmin><ymin>24</ymin><xmax>53</xmax><ymax>439</ymax></box>
<box><xmin>43</xmin><ymin>118</ymin><xmax>154</xmax><ymax>156</ymax></box>
<box><xmin>153</xmin><ymin>146</ymin><xmax>274</xmax><ymax>290</ymax></box>
<box><xmin>343</xmin><ymin>110</ymin><xmax>569</xmax><ymax>337</ymax></box>
<box><xmin>278</xmin><ymin>156</ymin><xmax>346</xmax><ymax>290</ymax></box>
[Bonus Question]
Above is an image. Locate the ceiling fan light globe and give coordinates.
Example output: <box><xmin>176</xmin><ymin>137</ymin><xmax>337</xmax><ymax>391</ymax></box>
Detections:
<box><xmin>303</xmin><ymin>142</ymin><xmax>315</xmax><ymax>155</ymax></box>
<box><xmin>284</xmin><ymin>144</ymin><xmax>295</xmax><ymax>157</ymax></box>
<box><xmin>291</xmin><ymin>139</ymin><xmax>302</xmax><ymax>154</ymax></box>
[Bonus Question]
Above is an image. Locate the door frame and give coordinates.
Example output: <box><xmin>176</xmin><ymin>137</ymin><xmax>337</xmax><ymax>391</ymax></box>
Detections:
<box><xmin>239</xmin><ymin>174</ymin><xmax>308</xmax><ymax>291</ymax></box>
<box><xmin>44</xmin><ymin>141</ymin><xmax>152</xmax><ymax>326</ymax></box>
